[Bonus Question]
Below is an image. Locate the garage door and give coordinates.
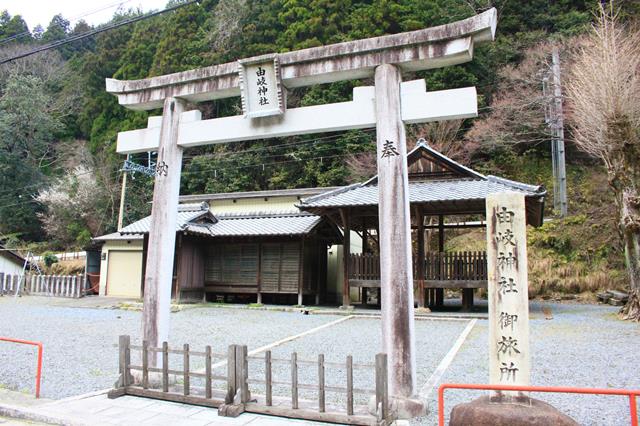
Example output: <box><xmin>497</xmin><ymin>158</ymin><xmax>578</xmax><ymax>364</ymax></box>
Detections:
<box><xmin>106</xmin><ymin>250</ymin><xmax>142</xmax><ymax>298</ymax></box>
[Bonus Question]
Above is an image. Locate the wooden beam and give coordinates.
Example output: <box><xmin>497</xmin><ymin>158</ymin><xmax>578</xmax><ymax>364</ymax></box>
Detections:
<box><xmin>105</xmin><ymin>9</ymin><xmax>497</xmax><ymax>110</ymax></box>
<box><xmin>375</xmin><ymin>64</ymin><xmax>417</xmax><ymax>402</ymax></box>
<box><xmin>142</xmin><ymin>97</ymin><xmax>187</xmax><ymax>366</ymax></box>
<box><xmin>116</xmin><ymin>84</ymin><xmax>477</xmax><ymax>154</ymax></box>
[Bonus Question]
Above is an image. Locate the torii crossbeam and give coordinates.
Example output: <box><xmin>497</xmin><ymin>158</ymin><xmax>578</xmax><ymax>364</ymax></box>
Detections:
<box><xmin>106</xmin><ymin>8</ymin><xmax>497</xmax><ymax>418</ymax></box>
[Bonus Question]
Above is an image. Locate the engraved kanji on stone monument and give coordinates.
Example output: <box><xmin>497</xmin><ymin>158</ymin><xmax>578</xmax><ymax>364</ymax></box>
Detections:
<box><xmin>486</xmin><ymin>191</ymin><xmax>531</xmax><ymax>401</ymax></box>
<box><xmin>238</xmin><ymin>54</ymin><xmax>285</xmax><ymax>118</ymax></box>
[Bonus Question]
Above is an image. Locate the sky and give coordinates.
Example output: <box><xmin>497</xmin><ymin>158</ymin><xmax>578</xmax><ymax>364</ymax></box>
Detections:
<box><xmin>2</xmin><ymin>0</ymin><xmax>169</xmax><ymax>31</ymax></box>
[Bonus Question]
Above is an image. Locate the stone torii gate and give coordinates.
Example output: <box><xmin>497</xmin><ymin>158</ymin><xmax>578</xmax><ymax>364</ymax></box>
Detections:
<box><xmin>106</xmin><ymin>9</ymin><xmax>497</xmax><ymax>416</ymax></box>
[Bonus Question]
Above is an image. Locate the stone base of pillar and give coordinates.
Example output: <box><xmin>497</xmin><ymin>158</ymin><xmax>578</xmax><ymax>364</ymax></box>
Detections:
<box><xmin>368</xmin><ymin>396</ymin><xmax>426</xmax><ymax>420</ymax></box>
<box><xmin>449</xmin><ymin>396</ymin><xmax>578</xmax><ymax>426</ymax></box>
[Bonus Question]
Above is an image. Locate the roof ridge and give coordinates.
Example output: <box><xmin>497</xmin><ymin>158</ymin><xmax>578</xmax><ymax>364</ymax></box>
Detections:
<box><xmin>487</xmin><ymin>175</ymin><xmax>545</xmax><ymax>193</ymax></box>
<box><xmin>216</xmin><ymin>210</ymin><xmax>315</xmax><ymax>219</ymax></box>
<box><xmin>298</xmin><ymin>183</ymin><xmax>362</xmax><ymax>205</ymax></box>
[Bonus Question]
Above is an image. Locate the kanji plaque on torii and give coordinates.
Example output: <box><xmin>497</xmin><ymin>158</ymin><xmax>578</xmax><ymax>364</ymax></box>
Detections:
<box><xmin>106</xmin><ymin>8</ymin><xmax>498</xmax><ymax>419</ymax></box>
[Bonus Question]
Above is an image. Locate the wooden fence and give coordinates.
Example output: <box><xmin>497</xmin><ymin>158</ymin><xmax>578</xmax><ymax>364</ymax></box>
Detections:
<box><xmin>110</xmin><ymin>335</ymin><xmax>392</xmax><ymax>425</ymax></box>
<box><xmin>349</xmin><ymin>251</ymin><xmax>488</xmax><ymax>283</ymax></box>
<box><xmin>424</xmin><ymin>251</ymin><xmax>487</xmax><ymax>282</ymax></box>
<box><xmin>0</xmin><ymin>273</ymin><xmax>86</xmax><ymax>298</ymax></box>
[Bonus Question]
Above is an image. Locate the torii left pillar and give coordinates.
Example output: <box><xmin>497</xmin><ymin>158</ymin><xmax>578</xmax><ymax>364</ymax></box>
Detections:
<box><xmin>143</xmin><ymin>97</ymin><xmax>186</xmax><ymax>365</ymax></box>
<box><xmin>375</xmin><ymin>64</ymin><xmax>423</xmax><ymax>417</ymax></box>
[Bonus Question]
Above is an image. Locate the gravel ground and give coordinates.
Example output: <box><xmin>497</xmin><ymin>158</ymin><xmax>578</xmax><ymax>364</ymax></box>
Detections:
<box><xmin>248</xmin><ymin>317</ymin><xmax>468</xmax><ymax>412</ymax></box>
<box><xmin>420</xmin><ymin>301</ymin><xmax>640</xmax><ymax>426</ymax></box>
<box><xmin>0</xmin><ymin>297</ymin><xmax>340</xmax><ymax>399</ymax></box>
<box><xmin>1</xmin><ymin>297</ymin><xmax>637</xmax><ymax>426</ymax></box>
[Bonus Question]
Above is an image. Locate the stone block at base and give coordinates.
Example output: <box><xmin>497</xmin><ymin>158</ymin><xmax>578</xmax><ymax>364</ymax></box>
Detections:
<box><xmin>450</xmin><ymin>396</ymin><xmax>578</xmax><ymax>426</ymax></box>
<box><xmin>368</xmin><ymin>396</ymin><xmax>426</xmax><ymax>420</ymax></box>
<box><xmin>218</xmin><ymin>403</ymin><xmax>245</xmax><ymax>417</ymax></box>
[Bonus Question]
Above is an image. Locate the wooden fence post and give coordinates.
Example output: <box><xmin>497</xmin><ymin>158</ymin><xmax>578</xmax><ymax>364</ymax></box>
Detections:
<box><xmin>183</xmin><ymin>343</ymin><xmax>190</xmax><ymax>396</ymax></box>
<box><xmin>119</xmin><ymin>335</ymin><xmax>131</xmax><ymax>387</ymax></box>
<box><xmin>142</xmin><ymin>340</ymin><xmax>149</xmax><ymax>389</ymax></box>
<box><xmin>347</xmin><ymin>355</ymin><xmax>354</xmax><ymax>415</ymax></box>
<box><xmin>318</xmin><ymin>354</ymin><xmax>325</xmax><ymax>413</ymax></box>
<box><xmin>291</xmin><ymin>352</ymin><xmax>298</xmax><ymax>409</ymax></box>
<box><xmin>265</xmin><ymin>350</ymin><xmax>272</xmax><ymax>406</ymax></box>
<box><xmin>0</xmin><ymin>272</ymin><xmax>5</xmax><ymax>295</ymax></box>
<box><xmin>235</xmin><ymin>345</ymin><xmax>249</xmax><ymax>403</ymax></box>
<box><xmin>376</xmin><ymin>353</ymin><xmax>389</xmax><ymax>423</ymax></box>
<box><xmin>162</xmin><ymin>341</ymin><xmax>169</xmax><ymax>393</ymax></box>
<box><xmin>205</xmin><ymin>345</ymin><xmax>212</xmax><ymax>399</ymax></box>
<box><xmin>225</xmin><ymin>345</ymin><xmax>237</xmax><ymax>404</ymax></box>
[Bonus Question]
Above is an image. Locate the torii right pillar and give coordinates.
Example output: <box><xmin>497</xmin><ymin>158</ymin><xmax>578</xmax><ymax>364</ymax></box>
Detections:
<box><xmin>375</xmin><ymin>63</ymin><xmax>424</xmax><ymax>417</ymax></box>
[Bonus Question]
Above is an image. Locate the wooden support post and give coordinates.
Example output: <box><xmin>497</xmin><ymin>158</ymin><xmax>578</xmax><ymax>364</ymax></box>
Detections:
<box><xmin>462</xmin><ymin>288</ymin><xmax>474</xmax><ymax>311</ymax></box>
<box><xmin>291</xmin><ymin>352</ymin><xmax>298</xmax><ymax>409</ymax></box>
<box><xmin>237</xmin><ymin>345</ymin><xmax>249</xmax><ymax>403</ymax></box>
<box><xmin>256</xmin><ymin>243</ymin><xmax>262</xmax><ymax>304</ymax></box>
<box><xmin>119</xmin><ymin>335</ymin><xmax>131</xmax><ymax>387</ymax></box>
<box><xmin>340</xmin><ymin>209</ymin><xmax>351</xmax><ymax>308</ymax></box>
<box><xmin>205</xmin><ymin>345</ymin><xmax>212</xmax><ymax>399</ymax></box>
<box><xmin>183</xmin><ymin>343</ymin><xmax>190</xmax><ymax>396</ymax></box>
<box><xmin>226</xmin><ymin>345</ymin><xmax>236</xmax><ymax>404</ymax></box>
<box><xmin>437</xmin><ymin>214</ymin><xmax>445</xmax><ymax>307</ymax></box>
<box><xmin>142</xmin><ymin>97</ymin><xmax>190</xmax><ymax>366</ymax></box>
<box><xmin>162</xmin><ymin>341</ymin><xmax>169</xmax><ymax>393</ymax></box>
<box><xmin>375</xmin><ymin>353</ymin><xmax>389</xmax><ymax>422</ymax></box>
<box><xmin>297</xmin><ymin>239</ymin><xmax>304</xmax><ymax>306</ymax></box>
<box><xmin>265</xmin><ymin>350</ymin><xmax>272</xmax><ymax>406</ymax></box>
<box><xmin>318</xmin><ymin>354</ymin><xmax>325</xmax><ymax>413</ymax></box>
<box><xmin>142</xmin><ymin>340</ymin><xmax>149</xmax><ymax>389</ymax></box>
<box><xmin>346</xmin><ymin>355</ymin><xmax>353</xmax><ymax>415</ymax></box>
<box><xmin>375</xmin><ymin>63</ymin><xmax>418</xmax><ymax>401</ymax></box>
<box><xmin>416</xmin><ymin>208</ymin><xmax>426</xmax><ymax>309</ymax></box>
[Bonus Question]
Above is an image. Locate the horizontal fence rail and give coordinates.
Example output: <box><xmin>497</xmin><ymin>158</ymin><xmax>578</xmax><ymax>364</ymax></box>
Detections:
<box><xmin>438</xmin><ymin>383</ymin><xmax>640</xmax><ymax>426</ymax></box>
<box><xmin>349</xmin><ymin>251</ymin><xmax>488</xmax><ymax>282</ymax></box>
<box><xmin>0</xmin><ymin>273</ymin><xmax>86</xmax><ymax>298</ymax></box>
<box><xmin>110</xmin><ymin>335</ymin><xmax>392</xmax><ymax>425</ymax></box>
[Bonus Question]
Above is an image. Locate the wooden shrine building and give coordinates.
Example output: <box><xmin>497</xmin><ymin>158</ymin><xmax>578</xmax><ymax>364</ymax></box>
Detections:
<box><xmin>116</xmin><ymin>189</ymin><xmax>342</xmax><ymax>304</ymax></box>
<box><xmin>298</xmin><ymin>141</ymin><xmax>546</xmax><ymax>310</ymax></box>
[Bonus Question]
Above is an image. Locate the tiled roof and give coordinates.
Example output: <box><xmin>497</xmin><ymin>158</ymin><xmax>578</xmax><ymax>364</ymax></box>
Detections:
<box><xmin>93</xmin><ymin>232</ymin><xmax>143</xmax><ymax>241</ymax></box>
<box><xmin>118</xmin><ymin>205</ymin><xmax>323</xmax><ymax>237</ymax></box>
<box><xmin>299</xmin><ymin>176</ymin><xmax>544</xmax><ymax>208</ymax></box>
<box><xmin>185</xmin><ymin>212</ymin><xmax>322</xmax><ymax>237</ymax></box>
<box><xmin>120</xmin><ymin>202</ymin><xmax>212</xmax><ymax>235</ymax></box>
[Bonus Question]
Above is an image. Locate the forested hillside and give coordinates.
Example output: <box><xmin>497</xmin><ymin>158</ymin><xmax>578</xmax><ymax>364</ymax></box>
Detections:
<box><xmin>0</xmin><ymin>0</ymin><xmax>636</xmax><ymax>269</ymax></box>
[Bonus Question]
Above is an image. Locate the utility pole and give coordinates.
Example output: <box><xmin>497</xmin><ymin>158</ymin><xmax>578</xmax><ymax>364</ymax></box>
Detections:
<box><xmin>117</xmin><ymin>154</ymin><xmax>129</xmax><ymax>231</ymax></box>
<box><xmin>544</xmin><ymin>46</ymin><xmax>568</xmax><ymax>217</ymax></box>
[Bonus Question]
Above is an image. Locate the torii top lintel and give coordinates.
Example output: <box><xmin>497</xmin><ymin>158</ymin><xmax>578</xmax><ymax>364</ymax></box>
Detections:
<box><xmin>106</xmin><ymin>8</ymin><xmax>497</xmax><ymax>111</ymax></box>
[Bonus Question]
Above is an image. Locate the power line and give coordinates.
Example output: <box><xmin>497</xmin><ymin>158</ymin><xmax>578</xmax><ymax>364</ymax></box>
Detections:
<box><xmin>0</xmin><ymin>0</ymin><xmax>200</xmax><ymax>65</ymax></box>
<box><xmin>0</xmin><ymin>0</ymin><xmax>134</xmax><ymax>47</ymax></box>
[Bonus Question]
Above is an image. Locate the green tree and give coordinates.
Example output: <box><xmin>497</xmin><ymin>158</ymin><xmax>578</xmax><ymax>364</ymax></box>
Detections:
<box><xmin>0</xmin><ymin>74</ymin><xmax>62</xmax><ymax>239</ymax></box>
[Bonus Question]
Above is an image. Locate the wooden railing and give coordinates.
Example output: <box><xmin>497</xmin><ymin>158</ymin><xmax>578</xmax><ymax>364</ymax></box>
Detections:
<box><xmin>0</xmin><ymin>273</ymin><xmax>86</xmax><ymax>298</ymax></box>
<box><xmin>424</xmin><ymin>251</ymin><xmax>487</xmax><ymax>281</ymax></box>
<box><xmin>110</xmin><ymin>335</ymin><xmax>392</xmax><ymax>425</ymax></box>
<box><xmin>349</xmin><ymin>251</ymin><xmax>487</xmax><ymax>282</ymax></box>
